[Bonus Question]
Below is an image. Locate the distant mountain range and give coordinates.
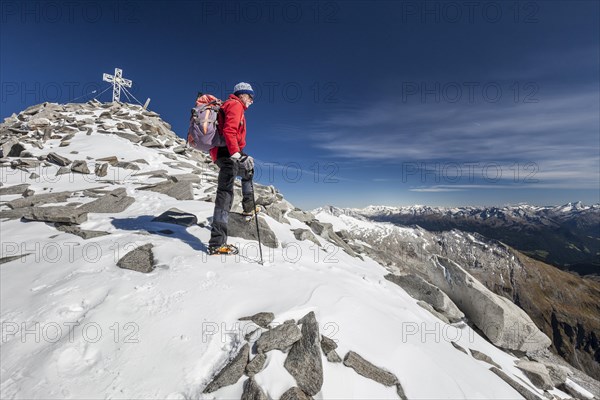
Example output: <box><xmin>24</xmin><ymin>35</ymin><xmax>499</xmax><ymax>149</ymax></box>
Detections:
<box><xmin>340</xmin><ymin>203</ymin><xmax>600</xmax><ymax>277</ymax></box>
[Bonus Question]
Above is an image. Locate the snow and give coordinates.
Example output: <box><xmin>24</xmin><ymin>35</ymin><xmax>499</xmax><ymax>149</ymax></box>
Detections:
<box><xmin>0</xmin><ymin>104</ymin><xmax>572</xmax><ymax>399</ymax></box>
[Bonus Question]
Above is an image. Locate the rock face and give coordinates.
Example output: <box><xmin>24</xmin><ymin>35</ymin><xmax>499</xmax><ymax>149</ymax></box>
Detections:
<box><xmin>343</xmin><ymin>351</ymin><xmax>398</xmax><ymax>386</ymax></box>
<box><xmin>116</xmin><ymin>244</ymin><xmax>155</xmax><ymax>273</ymax></box>
<box><xmin>426</xmin><ymin>256</ymin><xmax>551</xmax><ymax>353</ymax></box>
<box><xmin>284</xmin><ymin>312</ymin><xmax>324</xmax><ymax>396</ymax></box>
<box><xmin>256</xmin><ymin>321</ymin><xmax>302</xmax><ymax>353</ymax></box>
<box><xmin>203</xmin><ymin>343</ymin><xmax>250</xmax><ymax>393</ymax></box>
<box><xmin>384</xmin><ymin>273</ymin><xmax>464</xmax><ymax>323</ymax></box>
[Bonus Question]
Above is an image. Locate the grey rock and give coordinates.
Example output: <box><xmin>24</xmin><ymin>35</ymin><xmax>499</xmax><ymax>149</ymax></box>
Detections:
<box><xmin>20</xmin><ymin>206</ymin><xmax>88</xmax><ymax>224</ymax></box>
<box><xmin>152</xmin><ymin>208</ymin><xmax>198</xmax><ymax>227</ymax></box>
<box><xmin>116</xmin><ymin>243</ymin><xmax>155</xmax><ymax>273</ymax></box>
<box><xmin>416</xmin><ymin>300</ymin><xmax>450</xmax><ymax>324</ymax></box>
<box><xmin>470</xmin><ymin>349</ymin><xmax>502</xmax><ymax>369</ymax></box>
<box><xmin>114</xmin><ymin>131</ymin><xmax>142</xmax><ymax>143</ymax></box>
<box><xmin>173</xmin><ymin>145</ymin><xmax>186</xmax><ymax>154</ymax></box>
<box><xmin>141</xmin><ymin>135</ymin><xmax>162</xmax><ymax>147</ymax></box>
<box><xmin>168</xmin><ymin>173</ymin><xmax>201</xmax><ymax>184</ymax></box>
<box><xmin>246</xmin><ymin>354</ymin><xmax>267</xmax><ymax>377</ymax></box>
<box><xmin>385</xmin><ymin>274</ymin><xmax>464</xmax><ymax>323</ymax></box>
<box><xmin>115</xmin><ymin>161</ymin><xmax>140</xmax><ymax>170</ymax></box>
<box><xmin>515</xmin><ymin>360</ymin><xmax>554</xmax><ymax>390</ymax></box>
<box><xmin>320</xmin><ymin>335</ymin><xmax>337</xmax><ymax>354</ymax></box>
<box><xmin>47</xmin><ymin>152</ymin><xmax>72</xmax><ymax>166</ymax></box>
<box><xmin>7</xmin><ymin>191</ymin><xmax>72</xmax><ymax>209</ymax></box>
<box><xmin>71</xmin><ymin>160</ymin><xmax>90</xmax><ymax>174</ymax></box>
<box><xmin>94</xmin><ymin>163</ymin><xmax>108</xmax><ymax>177</ymax></box>
<box><xmin>427</xmin><ymin>256</ymin><xmax>551</xmax><ymax>353</ymax></box>
<box><xmin>280</xmin><ymin>387</ymin><xmax>312</xmax><ymax>400</ymax></box>
<box><xmin>54</xmin><ymin>223</ymin><xmax>110</xmax><ymax>239</ymax></box>
<box><xmin>245</xmin><ymin>328</ymin><xmax>262</xmax><ymax>342</ymax></box>
<box><xmin>79</xmin><ymin>188</ymin><xmax>135</xmax><ymax>213</ymax></box>
<box><xmin>256</xmin><ymin>322</ymin><xmax>302</xmax><ymax>353</ymax></box>
<box><xmin>264</xmin><ymin>200</ymin><xmax>292</xmax><ymax>224</ymax></box>
<box><xmin>288</xmin><ymin>210</ymin><xmax>315</xmax><ymax>224</ymax></box>
<box><xmin>451</xmin><ymin>341</ymin><xmax>469</xmax><ymax>355</ymax></box>
<box><xmin>0</xmin><ymin>183</ymin><xmax>29</xmax><ymax>195</ymax></box>
<box><xmin>343</xmin><ymin>351</ymin><xmax>398</xmax><ymax>386</ymax></box>
<box><xmin>132</xmin><ymin>169</ymin><xmax>168</xmax><ymax>177</ymax></box>
<box><xmin>396</xmin><ymin>383</ymin><xmax>408</xmax><ymax>400</ymax></box>
<box><xmin>284</xmin><ymin>312</ymin><xmax>324</xmax><ymax>396</ymax></box>
<box><xmin>292</xmin><ymin>229</ymin><xmax>321</xmax><ymax>246</ymax></box>
<box><xmin>138</xmin><ymin>180</ymin><xmax>194</xmax><ymax>200</ymax></box>
<box><xmin>239</xmin><ymin>312</ymin><xmax>275</xmax><ymax>329</ymax></box>
<box><xmin>96</xmin><ymin>156</ymin><xmax>119</xmax><ymax>166</ymax></box>
<box><xmin>0</xmin><ymin>254</ymin><xmax>31</xmax><ymax>265</ymax></box>
<box><xmin>23</xmin><ymin>189</ymin><xmax>35</xmax><ymax>197</ymax></box>
<box><xmin>56</xmin><ymin>166</ymin><xmax>70</xmax><ymax>176</ymax></box>
<box><xmin>203</xmin><ymin>343</ymin><xmax>250</xmax><ymax>393</ymax></box>
<box><xmin>29</xmin><ymin>172</ymin><xmax>39</xmax><ymax>179</ymax></box>
<box><xmin>241</xmin><ymin>378</ymin><xmax>267</xmax><ymax>400</ymax></box>
<box><xmin>309</xmin><ymin>220</ymin><xmax>356</xmax><ymax>257</ymax></box>
<box><xmin>228</xmin><ymin>213</ymin><xmax>279</xmax><ymax>248</ymax></box>
<box><xmin>490</xmin><ymin>366</ymin><xmax>541</xmax><ymax>400</ymax></box>
<box><xmin>543</xmin><ymin>363</ymin><xmax>570</xmax><ymax>387</ymax></box>
<box><xmin>326</xmin><ymin>350</ymin><xmax>342</xmax><ymax>363</ymax></box>
<box><xmin>7</xmin><ymin>142</ymin><xmax>25</xmax><ymax>157</ymax></box>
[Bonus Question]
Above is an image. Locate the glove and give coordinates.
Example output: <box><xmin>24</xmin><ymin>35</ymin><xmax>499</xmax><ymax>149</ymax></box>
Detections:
<box><xmin>238</xmin><ymin>154</ymin><xmax>254</xmax><ymax>172</ymax></box>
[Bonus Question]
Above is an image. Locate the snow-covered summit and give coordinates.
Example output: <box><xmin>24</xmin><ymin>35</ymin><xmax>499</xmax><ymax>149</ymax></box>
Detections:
<box><xmin>0</xmin><ymin>102</ymin><xmax>596</xmax><ymax>399</ymax></box>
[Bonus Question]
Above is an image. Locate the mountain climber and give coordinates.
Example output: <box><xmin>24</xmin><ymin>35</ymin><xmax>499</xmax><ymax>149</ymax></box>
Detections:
<box><xmin>208</xmin><ymin>82</ymin><xmax>258</xmax><ymax>255</ymax></box>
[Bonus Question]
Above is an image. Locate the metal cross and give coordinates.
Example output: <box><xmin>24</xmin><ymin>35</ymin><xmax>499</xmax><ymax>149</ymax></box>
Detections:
<box><xmin>102</xmin><ymin>68</ymin><xmax>132</xmax><ymax>102</ymax></box>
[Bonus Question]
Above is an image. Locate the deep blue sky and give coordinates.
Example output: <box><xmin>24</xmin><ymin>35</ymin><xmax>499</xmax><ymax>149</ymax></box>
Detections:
<box><xmin>2</xmin><ymin>0</ymin><xmax>599</xmax><ymax>209</ymax></box>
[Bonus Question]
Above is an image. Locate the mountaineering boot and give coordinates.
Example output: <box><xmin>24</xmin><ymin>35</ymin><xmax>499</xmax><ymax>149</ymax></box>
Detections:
<box><xmin>208</xmin><ymin>244</ymin><xmax>239</xmax><ymax>255</ymax></box>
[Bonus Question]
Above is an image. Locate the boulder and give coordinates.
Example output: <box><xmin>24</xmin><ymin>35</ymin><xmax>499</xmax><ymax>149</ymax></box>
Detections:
<box><xmin>515</xmin><ymin>360</ymin><xmax>554</xmax><ymax>390</ymax></box>
<box><xmin>343</xmin><ymin>351</ymin><xmax>398</xmax><ymax>386</ymax></box>
<box><xmin>426</xmin><ymin>256</ymin><xmax>552</xmax><ymax>353</ymax></box>
<box><xmin>385</xmin><ymin>274</ymin><xmax>464</xmax><ymax>323</ymax></box>
<box><xmin>256</xmin><ymin>321</ymin><xmax>302</xmax><ymax>353</ymax></box>
<box><xmin>239</xmin><ymin>312</ymin><xmax>275</xmax><ymax>329</ymax></box>
<box><xmin>203</xmin><ymin>343</ymin><xmax>250</xmax><ymax>393</ymax></box>
<box><xmin>451</xmin><ymin>341</ymin><xmax>469</xmax><ymax>355</ymax></box>
<box><xmin>71</xmin><ymin>160</ymin><xmax>90</xmax><ymax>174</ymax></box>
<box><xmin>46</xmin><ymin>152</ymin><xmax>72</xmax><ymax>166</ymax></box>
<box><xmin>152</xmin><ymin>208</ymin><xmax>198</xmax><ymax>227</ymax></box>
<box><xmin>138</xmin><ymin>180</ymin><xmax>194</xmax><ymax>200</ymax></box>
<box><xmin>116</xmin><ymin>243</ymin><xmax>155</xmax><ymax>273</ymax></box>
<box><xmin>280</xmin><ymin>387</ymin><xmax>312</xmax><ymax>400</ymax></box>
<box><xmin>7</xmin><ymin>191</ymin><xmax>73</xmax><ymax>209</ymax></box>
<box><xmin>284</xmin><ymin>312</ymin><xmax>324</xmax><ymax>396</ymax></box>
<box><xmin>241</xmin><ymin>378</ymin><xmax>267</xmax><ymax>400</ymax></box>
<box><xmin>291</xmin><ymin>229</ymin><xmax>321</xmax><ymax>246</ymax></box>
<box><xmin>228</xmin><ymin>213</ymin><xmax>278</xmax><ymax>248</ymax></box>
<box><xmin>0</xmin><ymin>183</ymin><xmax>29</xmax><ymax>195</ymax></box>
<box><xmin>20</xmin><ymin>206</ymin><xmax>88</xmax><ymax>224</ymax></box>
<box><xmin>246</xmin><ymin>354</ymin><xmax>267</xmax><ymax>377</ymax></box>
<box><xmin>95</xmin><ymin>163</ymin><xmax>108</xmax><ymax>177</ymax></box>
<box><xmin>320</xmin><ymin>335</ymin><xmax>338</xmax><ymax>354</ymax></box>
<box><xmin>288</xmin><ymin>210</ymin><xmax>315</xmax><ymax>224</ymax></box>
<box><xmin>79</xmin><ymin>188</ymin><xmax>135</xmax><ymax>213</ymax></box>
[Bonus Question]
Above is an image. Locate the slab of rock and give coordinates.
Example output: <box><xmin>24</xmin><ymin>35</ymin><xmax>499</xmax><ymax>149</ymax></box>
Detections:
<box><xmin>490</xmin><ymin>366</ymin><xmax>541</xmax><ymax>400</ymax></box>
<box><xmin>385</xmin><ymin>273</ymin><xmax>464</xmax><ymax>323</ymax></box>
<box><xmin>256</xmin><ymin>321</ymin><xmax>302</xmax><ymax>353</ymax></box>
<box><xmin>239</xmin><ymin>312</ymin><xmax>275</xmax><ymax>329</ymax></box>
<box><xmin>515</xmin><ymin>360</ymin><xmax>554</xmax><ymax>390</ymax></box>
<box><xmin>7</xmin><ymin>191</ymin><xmax>72</xmax><ymax>209</ymax></box>
<box><xmin>292</xmin><ymin>229</ymin><xmax>320</xmax><ymax>246</ymax></box>
<box><xmin>320</xmin><ymin>335</ymin><xmax>337</xmax><ymax>354</ymax></box>
<box><xmin>427</xmin><ymin>256</ymin><xmax>551</xmax><ymax>353</ymax></box>
<box><xmin>138</xmin><ymin>180</ymin><xmax>193</xmax><ymax>200</ymax></box>
<box><xmin>203</xmin><ymin>343</ymin><xmax>250</xmax><ymax>393</ymax></box>
<box><xmin>71</xmin><ymin>160</ymin><xmax>90</xmax><ymax>174</ymax></box>
<box><xmin>343</xmin><ymin>351</ymin><xmax>398</xmax><ymax>386</ymax></box>
<box><xmin>152</xmin><ymin>208</ymin><xmax>198</xmax><ymax>227</ymax></box>
<box><xmin>21</xmin><ymin>206</ymin><xmax>88</xmax><ymax>224</ymax></box>
<box><xmin>470</xmin><ymin>349</ymin><xmax>502</xmax><ymax>369</ymax></box>
<box><xmin>280</xmin><ymin>387</ymin><xmax>312</xmax><ymax>400</ymax></box>
<box><xmin>0</xmin><ymin>183</ymin><xmax>29</xmax><ymax>195</ymax></box>
<box><xmin>246</xmin><ymin>354</ymin><xmax>267</xmax><ymax>377</ymax></box>
<box><xmin>228</xmin><ymin>213</ymin><xmax>278</xmax><ymax>248</ymax></box>
<box><xmin>284</xmin><ymin>312</ymin><xmax>324</xmax><ymax>396</ymax></box>
<box><xmin>46</xmin><ymin>152</ymin><xmax>72</xmax><ymax>166</ymax></box>
<box><xmin>54</xmin><ymin>223</ymin><xmax>110</xmax><ymax>239</ymax></box>
<box><xmin>451</xmin><ymin>341</ymin><xmax>469</xmax><ymax>355</ymax></box>
<box><xmin>79</xmin><ymin>188</ymin><xmax>135</xmax><ymax>213</ymax></box>
<box><xmin>96</xmin><ymin>156</ymin><xmax>119</xmax><ymax>166</ymax></box>
<box><xmin>116</xmin><ymin>243</ymin><xmax>155</xmax><ymax>273</ymax></box>
<box><xmin>241</xmin><ymin>377</ymin><xmax>267</xmax><ymax>400</ymax></box>
<box><xmin>94</xmin><ymin>163</ymin><xmax>108</xmax><ymax>177</ymax></box>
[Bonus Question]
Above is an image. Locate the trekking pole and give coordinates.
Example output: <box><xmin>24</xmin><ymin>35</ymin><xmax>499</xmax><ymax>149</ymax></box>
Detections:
<box><xmin>249</xmin><ymin>175</ymin><xmax>264</xmax><ymax>265</ymax></box>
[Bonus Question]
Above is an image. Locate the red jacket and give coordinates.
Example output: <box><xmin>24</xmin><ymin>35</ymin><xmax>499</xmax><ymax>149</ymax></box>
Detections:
<box><xmin>210</xmin><ymin>94</ymin><xmax>248</xmax><ymax>162</ymax></box>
